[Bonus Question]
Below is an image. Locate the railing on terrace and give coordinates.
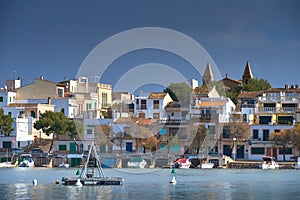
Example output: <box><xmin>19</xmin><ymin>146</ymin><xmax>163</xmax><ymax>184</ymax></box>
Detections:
<box><xmin>255</xmin><ymin>107</ymin><xmax>297</xmax><ymax>112</ymax></box>
<box><xmin>190</xmin><ymin>114</ymin><xmax>219</xmax><ymax>122</ymax></box>
<box><xmin>157</xmin><ymin>119</ymin><xmax>190</xmax><ymax>125</ymax></box>
<box><xmin>240</xmin><ymin>104</ymin><xmax>256</xmax><ymax>108</ymax></box>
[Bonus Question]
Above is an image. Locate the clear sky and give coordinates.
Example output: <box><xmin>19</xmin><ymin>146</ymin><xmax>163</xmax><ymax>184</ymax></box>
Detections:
<box><xmin>0</xmin><ymin>0</ymin><xmax>300</xmax><ymax>92</ymax></box>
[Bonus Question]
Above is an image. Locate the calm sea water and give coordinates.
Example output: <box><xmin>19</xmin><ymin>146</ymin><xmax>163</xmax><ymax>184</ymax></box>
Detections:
<box><xmin>0</xmin><ymin>167</ymin><xmax>299</xmax><ymax>200</ymax></box>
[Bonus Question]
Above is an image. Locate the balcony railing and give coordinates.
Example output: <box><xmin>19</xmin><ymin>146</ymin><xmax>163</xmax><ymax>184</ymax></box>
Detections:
<box><xmin>157</xmin><ymin>119</ymin><xmax>189</xmax><ymax>125</ymax></box>
<box><xmin>190</xmin><ymin>114</ymin><xmax>219</xmax><ymax>122</ymax></box>
<box><xmin>255</xmin><ymin>107</ymin><xmax>297</xmax><ymax>113</ymax></box>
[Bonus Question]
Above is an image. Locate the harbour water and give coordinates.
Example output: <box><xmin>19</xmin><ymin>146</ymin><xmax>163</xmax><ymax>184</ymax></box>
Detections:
<box><xmin>0</xmin><ymin>168</ymin><xmax>300</xmax><ymax>200</ymax></box>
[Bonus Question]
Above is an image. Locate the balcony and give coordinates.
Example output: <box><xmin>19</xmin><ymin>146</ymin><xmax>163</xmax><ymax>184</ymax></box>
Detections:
<box><xmin>190</xmin><ymin>114</ymin><xmax>219</xmax><ymax>122</ymax></box>
<box><xmin>255</xmin><ymin>107</ymin><xmax>297</xmax><ymax>113</ymax></box>
<box><xmin>157</xmin><ymin>119</ymin><xmax>189</xmax><ymax>125</ymax></box>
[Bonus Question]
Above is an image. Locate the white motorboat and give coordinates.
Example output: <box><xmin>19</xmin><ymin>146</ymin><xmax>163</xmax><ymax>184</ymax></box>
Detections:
<box><xmin>201</xmin><ymin>162</ymin><xmax>214</xmax><ymax>169</ymax></box>
<box><xmin>127</xmin><ymin>157</ymin><xmax>147</xmax><ymax>168</ymax></box>
<box><xmin>259</xmin><ymin>156</ymin><xmax>279</xmax><ymax>169</ymax></box>
<box><xmin>19</xmin><ymin>154</ymin><xmax>34</xmax><ymax>167</ymax></box>
<box><xmin>172</xmin><ymin>158</ymin><xmax>192</xmax><ymax>169</ymax></box>
<box><xmin>59</xmin><ymin>163</ymin><xmax>70</xmax><ymax>168</ymax></box>
<box><xmin>295</xmin><ymin>157</ymin><xmax>300</xmax><ymax>169</ymax></box>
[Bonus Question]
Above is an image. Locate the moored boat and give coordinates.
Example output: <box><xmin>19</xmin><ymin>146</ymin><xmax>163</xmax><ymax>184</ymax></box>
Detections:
<box><xmin>127</xmin><ymin>156</ymin><xmax>147</xmax><ymax>168</ymax></box>
<box><xmin>19</xmin><ymin>154</ymin><xmax>34</xmax><ymax>167</ymax></box>
<box><xmin>61</xmin><ymin>143</ymin><xmax>124</xmax><ymax>186</ymax></box>
<box><xmin>259</xmin><ymin>156</ymin><xmax>279</xmax><ymax>169</ymax></box>
<box><xmin>201</xmin><ymin>162</ymin><xmax>214</xmax><ymax>169</ymax></box>
<box><xmin>172</xmin><ymin>157</ymin><xmax>192</xmax><ymax>169</ymax></box>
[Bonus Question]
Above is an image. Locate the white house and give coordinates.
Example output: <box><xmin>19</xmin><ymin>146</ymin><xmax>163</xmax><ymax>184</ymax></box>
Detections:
<box><xmin>134</xmin><ymin>92</ymin><xmax>173</xmax><ymax>120</ymax></box>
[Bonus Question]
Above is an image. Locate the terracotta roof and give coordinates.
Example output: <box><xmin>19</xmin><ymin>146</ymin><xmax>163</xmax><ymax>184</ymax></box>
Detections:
<box><xmin>221</xmin><ymin>77</ymin><xmax>242</xmax><ymax>85</ymax></box>
<box><xmin>114</xmin><ymin>117</ymin><xmax>138</xmax><ymax>124</ymax></box>
<box><xmin>165</xmin><ymin>101</ymin><xmax>181</xmax><ymax>108</ymax></box>
<box><xmin>192</xmin><ymin>86</ymin><xmax>211</xmax><ymax>94</ymax></box>
<box><xmin>148</xmin><ymin>92</ymin><xmax>167</xmax><ymax>99</ymax></box>
<box><xmin>237</xmin><ymin>91</ymin><xmax>262</xmax><ymax>99</ymax></box>
<box><xmin>198</xmin><ymin>101</ymin><xmax>226</xmax><ymax>107</ymax></box>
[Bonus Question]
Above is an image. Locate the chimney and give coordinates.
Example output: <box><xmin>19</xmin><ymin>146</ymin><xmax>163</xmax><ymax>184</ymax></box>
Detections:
<box><xmin>47</xmin><ymin>97</ymin><xmax>51</xmax><ymax>104</ymax></box>
<box><xmin>285</xmin><ymin>84</ymin><xmax>288</xmax><ymax>89</ymax></box>
<box><xmin>295</xmin><ymin>84</ymin><xmax>299</xmax><ymax>89</ymax></box>
<box><xmin>291</xmin><ymin>85</ymin><xmax>295</xmax><ymax>89</ymax></box>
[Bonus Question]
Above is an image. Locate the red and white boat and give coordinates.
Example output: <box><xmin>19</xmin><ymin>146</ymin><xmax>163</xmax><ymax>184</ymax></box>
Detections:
<box><xmin>172</xmin><ymin>158</ymin><xmax>192</xmax><ymax>169</ymax></box>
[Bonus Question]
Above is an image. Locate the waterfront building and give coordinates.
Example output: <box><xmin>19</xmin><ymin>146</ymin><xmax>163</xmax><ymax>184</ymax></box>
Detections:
<box><xmin>190</xmin><ymin>85</ymin><xmax>236</xmax><ymax>155</ymax></box>
<box><xmin>112</xmin><ymin>92</ymin><xmax>134</xmax><ymax>120</ymax></box>
<box><xmin>246</xmin><ymin>84</ymin><xmax>300</xmax><ymax>161</ymax></box>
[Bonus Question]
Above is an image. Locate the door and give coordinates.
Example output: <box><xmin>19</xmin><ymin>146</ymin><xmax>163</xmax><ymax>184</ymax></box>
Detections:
<box><xmin>223</xmin><ymin>145</ymin><xmax>232</xmax><ymax>157</ymax></box>
<box><xmin>237</xmin><ymin>145</ymin><xmax>244</xmax><ymax>158</ymax></box>
<box><xmin>70</xmin><ymin>143</ymin><xmax>76</xmax><ymax>154</ymax></box>
<box><xmin>272</xmin><ymin>148</ymin><xmax>278</xmax><ymax>159</ymax></box>
<box><xmin>126</xmin><ymin>142</ymin><xmax>132</xmax><ymax>153</ymax></box>
<box><xmin>266</xmin><ymin>148</ymin><xmax>271</xmax><ymax>156</ymax></box>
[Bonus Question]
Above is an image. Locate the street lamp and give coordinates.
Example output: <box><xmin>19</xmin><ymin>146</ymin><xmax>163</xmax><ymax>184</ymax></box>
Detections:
<box><xmin>233</xmin><ymin>137</ymin><xmax>237</xmax><ymax>161</ymax></box>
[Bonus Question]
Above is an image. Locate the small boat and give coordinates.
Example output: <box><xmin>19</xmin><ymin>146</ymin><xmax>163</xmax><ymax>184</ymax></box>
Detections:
<box><xmin>19</xmin><ymin>154</ymin><xmax>34</xmax><ymax>167</ymax></box>
<box><xmin>259</xmin><ymin>156</ymin><xmax>279</xmax><ymax>169</ymax></box>
<box><xmin>172</xmin><ymin>157</ymin><xmax>192</xmax><ymax>169</ymax></box>
<box><xmin>295</xmin><ymin>157</ymin><xmax>300</xmax><ymax>169</ymax></box>
<box><xmin>201</xmin><ymin>162</ymin><xmax>214</xmax><ymax>169</ymax></box>
<box><xmin>0</xmin><ymin>161</ymin><xmax>16</xmax><ymax>168</ymax></box>
<box><xmin>101</xmin><ymin>158</ymin><xmax>116</xmax><ymax>168</ymax></box>
<box><xmin>127</xmin><ymin>156</ymin><xmax>147</xmax><ymax>168</ymax></box>
<box><xmin>61</xmin><ymin>143</ymin><xmax>124</xmax><ymax>186</ymax></box>
<box><xmin>59</xmin><ymin>163</ymin><xmax>70</xmax><ymax>168</ymax></box>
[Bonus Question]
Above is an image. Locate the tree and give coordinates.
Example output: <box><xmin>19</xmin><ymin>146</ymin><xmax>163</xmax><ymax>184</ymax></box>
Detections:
<box><xmin>137</xmin><ymin>126</ymin><xmax>158</xmax><ymax>153</ymax></box>
<box><xmin>227</xmin><ymin>122</ymin><xmax>250</xmax><ymax>140</ymax></box>
<box><xmin>0</xmin><ymin>108</ymin><xmax>14</xmax><ymax>136</ymax></box>
<box><xmin>190</xmin><ymin>125</ymin><xmax>207</xmax><ymax>154</ymax></box>
<box><xmin>291</xmin><ymin>125</ymin><xmax>300</xmax><ymax>155</ymax></box>
<box><xmin>225</xmin><ymin>78</ymin><xmax>271</xmax><ymax>104</ymax></box>
<box><xmin>244</xmin><ymin>78</ymin><xmax>271</xmax><ymax>92</ymax></box>
<box><xmin>272</xmin><ymin>129</ymin><xmax>293</xmax><ymax>161</ymax></box>
<box><xmin>34</xmin><ymin>111</ymin><xmax>77</xmax><ymax>153</ymax></box>
<box><xmin>164</xmin><ymin>83</ymin><xmax>192</xmax><ymax>106</ymax></box>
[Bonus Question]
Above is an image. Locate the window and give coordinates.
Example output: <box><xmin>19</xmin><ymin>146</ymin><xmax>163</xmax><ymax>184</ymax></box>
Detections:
<box><xmin>263</xmin><ymin>129</ymin><xmax>269</xmax><ymax>141</ymax></box>
<box><xmin>253</xmin><ymin>129</ymin><xmax>259</xmax><ymax>139</ymax></box>
<box><xmin>59</xmin><ymin>145</ymin><xmax>67</xmax><ymax>151</ymax></box>
<box><xmin>61</xmin><ymin>108</ymin><xmax>65</xmax><ymax>114</ymax></box>
<box><xmin>30</xmin><ymin>110</ymin><xmax>36</xmax><ymax>118</ymax></box>
<box><xmin>102</xmin><ymin>93</ymin><xmax>108</xmax><ymax>107</ymax></box>
<box><xmin>0</xmin><ymin>96</ymin><xmax>3</xmax><ymax>102</ymax></box>
<box><xmin>3</xmin><ymin>141</ymin><xmax>12</xmax><ymax>148</ymax></box>
<box><xmin>279</xmin><ymin>148</ymin><xmax>292</xmax><ymax>155</ymax></box>
<box><xmin>153</xmin><ymin>100</ymin><xmax>159</xmax><ymax>109</ymax></box>
<box><xmin>278</xmin><ymin>116</ymin><xmax>294</xmax><ymax>125</ymax></box>
<box><xmin>57</xmin><ymin>88</ymin><xmax>64</xmax><ymax>97</ymax></box>
<box><xmin>222</xmin><ymin>126</ymin><xmax>230</xmax><ymax>138</ymax></box>
<box><xmin>243</xmin><ymin>114</ymin><xmax>247</xmax><ymax>122</ymax></box>
<box><xmin>141</xmin><ymin>100</ymin><xmax>147</xmax><ymax>109</ymax></box>
<box><xmin>251</xmin><ymin>147</ymin><xmax>265</xmax><ymax>154</ymax></box>
<box><xmin>153</xmin><ymin>113</ymin><xmax>160</xmax><ymax>119</ymax></box>
<box><xmin>259</xmin><ymin>116</ymin><xmax>272</xmax><ymax>125</ymax></box>
<box><xmin>87</xmin><ymin>129</ymin><xmax>93</xmax><ymax>134</ymax></box>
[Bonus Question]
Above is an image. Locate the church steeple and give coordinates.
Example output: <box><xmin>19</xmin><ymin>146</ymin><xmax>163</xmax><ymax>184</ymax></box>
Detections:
<box><xmin>202</xmin><ymin>62</ymin><xmax>214</xmax><ymax>85</ymax></box>
<box><xmin>242</xmin><ymin>61</ymin><xmax>253</xmax><ymax>85</ymax></box>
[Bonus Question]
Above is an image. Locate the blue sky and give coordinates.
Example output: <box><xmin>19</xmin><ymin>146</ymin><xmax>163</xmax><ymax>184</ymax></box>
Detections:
<box><xmin>0</xmin><ymin>0</ymin><xmax>300</xmax><ymax>92</ymax></box>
